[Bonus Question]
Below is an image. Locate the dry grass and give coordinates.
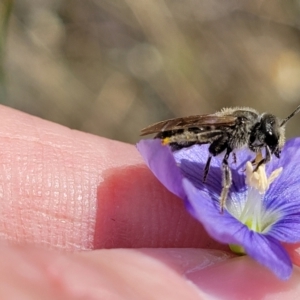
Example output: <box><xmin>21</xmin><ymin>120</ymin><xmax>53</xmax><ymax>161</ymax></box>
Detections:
<box><xmin>3</xmin><ymin>0</ymin><xmax>300</xmax><ymax>143</ymax></box>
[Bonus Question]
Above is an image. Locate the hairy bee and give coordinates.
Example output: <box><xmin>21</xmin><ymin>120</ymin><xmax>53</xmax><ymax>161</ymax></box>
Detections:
<box><xmin>140</xmin><ymin>105</ymin><xmax>300</xmax><ymax>211</ymax></box>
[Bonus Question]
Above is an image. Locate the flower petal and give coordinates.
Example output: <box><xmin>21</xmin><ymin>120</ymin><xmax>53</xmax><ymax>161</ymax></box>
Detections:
<box><xmin>136</xmin><ymin>139</ymin><xmax>185</xmax><ymax>199</ymax></box>
<box><xmin>137</xmin><ymin>137</ymin><xmax>298</xmax><ymax>279</ymax></box>
<box><xmin>173</xmin><ymin>145</ymin><xmax>249</xmax><ymax>208</ymax></box>
<box><xmin>259</xmin><ymin>138</ymin><xmax>300</xmax><ymax>242</ymax></box>
<box><xmin>270</xmin><ymin>138</ymin><xmax>300</xmax><ymax>171</ymax></box>
<box><xmin>183</xmin><ymin>179</ymin><xmax>292</xmax><ymax>279</ymax></box>
<box><xmin>241</xmin><ymin>233</ymin><xmax>292</xmax><ymax>280</ymax></box>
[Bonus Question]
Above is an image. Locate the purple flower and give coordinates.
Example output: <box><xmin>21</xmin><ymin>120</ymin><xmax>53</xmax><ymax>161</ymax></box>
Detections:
<box><xmin>137</xmin><ymin>138</ymin><xmax>300</xmax><ymax>280</ymax></box>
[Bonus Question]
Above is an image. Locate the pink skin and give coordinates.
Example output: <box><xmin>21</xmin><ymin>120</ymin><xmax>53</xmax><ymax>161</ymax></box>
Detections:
<box><xmin>0</xmin><ymin>105</ymin><xmax>300</xmax><ymax>299</ymax></box>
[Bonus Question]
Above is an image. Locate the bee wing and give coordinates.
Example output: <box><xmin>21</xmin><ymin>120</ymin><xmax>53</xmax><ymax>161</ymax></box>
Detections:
<box><xmin>140</xmin><ymin>114</ymin><xmax>236</xmax><ymax>136</ymax></box>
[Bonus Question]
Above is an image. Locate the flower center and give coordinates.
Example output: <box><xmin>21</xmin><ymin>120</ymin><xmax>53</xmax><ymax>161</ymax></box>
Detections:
<box><xmin>228</xmin><ymin>158</ymin><xmax>282</xmax><ymax>255</ymax></box>
<box><xmin>228</xmin><ymin>159</ymin><xmax>282</xmax><ymax>234</ymax></box>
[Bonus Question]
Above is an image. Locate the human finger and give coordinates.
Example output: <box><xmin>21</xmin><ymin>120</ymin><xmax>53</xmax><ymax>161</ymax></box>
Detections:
<box><xmin>0</xmin><ymin>106</ymin><xmax>222</xmax><ymax>250</ymax></box>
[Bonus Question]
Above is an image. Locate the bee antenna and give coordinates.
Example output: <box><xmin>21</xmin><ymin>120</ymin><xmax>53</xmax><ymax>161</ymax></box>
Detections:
<box><xmin>280</xmin><ymin>105</ymin><xmax>300</xmax><ymax>127</ymax></box>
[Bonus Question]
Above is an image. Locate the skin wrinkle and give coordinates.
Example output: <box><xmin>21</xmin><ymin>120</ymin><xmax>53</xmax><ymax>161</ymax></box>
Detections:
<box><xmin>146</xmin><ymin>177</ymin><xmax>167</xmax><ymax>247</ymax></box>
<box><xmin>0</xmin><ymin>148</ymin><xmax>13</xmax><ymax>236</ymax></box>
<box><xmin>60</xmin><ymin>137</ymin><xmax>96</xmax><ymax>250</ymax></box>
<box><xmin>173</xmin><ymin>203</ymin><xmax>190</xmax><ymax>245</ymax></box>
<box><xmin>0</xmin><ymin>111</ymin><xmax>97</xmax><ymax>250</ymax></box>
<box><xmin>0</xmin><ymin>106</ymin><xmax>196</xmax><ymax>250</ymax></box>
<box><xmin>40</xmin><ymin>148</ymin><xmax>70</xmax><ymax>248</ymax></box>
<box><xmin>95</xmin><ymin>165</ymin><xmax>228</xmax><ymax>249</ymax></box>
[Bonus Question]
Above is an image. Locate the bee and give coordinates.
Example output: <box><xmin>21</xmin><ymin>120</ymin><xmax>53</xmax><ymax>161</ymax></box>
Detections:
<box><xmin>140</xmin><ymin>105</ymin><xmax>300</xmax><ymax>211</ymax></box>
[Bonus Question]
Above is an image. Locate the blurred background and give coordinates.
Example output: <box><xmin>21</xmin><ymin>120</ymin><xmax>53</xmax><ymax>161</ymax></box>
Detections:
<box><xmin>2</xmin><ymin>0</ymin><xmax>300</xmax><ymax>143</ymax></box>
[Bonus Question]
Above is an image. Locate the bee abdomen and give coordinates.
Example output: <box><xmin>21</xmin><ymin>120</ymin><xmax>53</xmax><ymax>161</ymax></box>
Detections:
<box><xmin>158</xmin><ymin>129</ymin><xmax>223</xmax><ymax>148</ymax></box>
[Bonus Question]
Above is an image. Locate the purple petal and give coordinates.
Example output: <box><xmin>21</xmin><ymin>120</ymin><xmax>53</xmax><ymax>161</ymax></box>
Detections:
<box><xmin>183</xmin><ymin>179</ymin><xmax>292</xmax><ymax>279</ymax></box>
<box><xmin>173</xmin><ymin>144</ymin><xmax>250</xmax><ymax>207</ymax></box>
<box><xmin>241</xmin><ymin>233</ymin><xmax>292</xmax><ymax>280</ymax></box>
<box><xmin>136</xmin><ymin>139</ymin><xmax>185</xmax><ymax>199</ymax></box>
<box><xmin>259</xmin><ymin>138</ymin><xmax>300</xmax><ymax>242</ymax></box>
<box><xmin>137</xmin><ymin>137</ymin><xmax>299</xmax><ymax>279</ymax></box>
<box><xmin>182</xmin><ymin>178</ymin><xmax>245</xmax><ymax>241</ymax></box>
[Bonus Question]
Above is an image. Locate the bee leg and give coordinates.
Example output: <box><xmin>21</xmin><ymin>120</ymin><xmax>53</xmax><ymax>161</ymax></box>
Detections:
<box><xmin>220</xmin><ymin>148</ymin><xmax>232</xmax><ymax>213</ymax></box>
<box><xmin>232</xmin><ymin>152</ymin><xmax>237</xmax><ymax>164</ymax></box>
<box><xmin>206</xmin><ymin>136</ymin><xmax>229</xmax><ymax>182</ymax></box>
<box><xmin>203</xmin><ymin>155</ymin><xmax>212</xmax><ymax>182</ymax></box>
<box><xmin>253</xmin><ymin>146</ymin><xmax>271</xmax><ymax>172</ymax></box>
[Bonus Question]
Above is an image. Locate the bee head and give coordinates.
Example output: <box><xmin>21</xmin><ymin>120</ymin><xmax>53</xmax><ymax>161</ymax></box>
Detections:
<box><xmin>249</xmin><ymin>114</ymin><xmax>282</xmax><ymax>156</ymax></box>
<box><xmin>249</xmin><ymin>105</ymin><xmax>300</xmax><ymax>158</ymax></box>
<box><xmin>260</xmin><ymin>114</ymin><xmax>283</xmax><ymax>157</ymax></box>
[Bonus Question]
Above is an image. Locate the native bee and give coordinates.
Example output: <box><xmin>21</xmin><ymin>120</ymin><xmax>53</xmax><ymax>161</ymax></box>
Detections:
<box><xmin>140</xmin><ymin>105</ymin><xmax>300</xmax><ymax>211</ymax></box>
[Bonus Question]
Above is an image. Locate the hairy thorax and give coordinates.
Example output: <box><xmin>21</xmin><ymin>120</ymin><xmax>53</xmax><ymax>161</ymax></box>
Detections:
<box><xmin>228</xmin><ymin>110</ymin><xmax>260</xmax><ymax>149</ymax></box>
